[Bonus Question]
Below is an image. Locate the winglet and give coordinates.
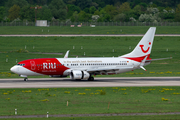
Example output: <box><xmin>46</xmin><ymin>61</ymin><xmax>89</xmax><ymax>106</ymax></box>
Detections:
<box><xmin>140</xmin><ymin>56</ymin><xmax>148</xmax><ymax>71</ymax></box>
<box><xmin>140</xmin><ymin>66</ymin><xmax>147</xmax><ymax>71</ymax></box>
<box><xmin>64</xmin><ymin>50</ymin><xmax>70</xmax><ymax>58</ymax></box>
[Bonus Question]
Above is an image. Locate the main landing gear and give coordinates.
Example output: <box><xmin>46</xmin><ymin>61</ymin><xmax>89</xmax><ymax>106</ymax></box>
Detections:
<box><xmin>88</xmin><ymin>76</ymin><xmax>94</xmax><ymax>81</ymax></box>
<box><xmin>24</xmin><ymin>77</ymin><xmax>28</xmax><ymax>81</ymax></box>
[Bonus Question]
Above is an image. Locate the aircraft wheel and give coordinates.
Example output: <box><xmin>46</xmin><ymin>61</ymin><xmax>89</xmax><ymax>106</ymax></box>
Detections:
<box><xmin>88</xmin><ymin>77</ymin><xmax>94</xmax><ymax>81</ymax></box>
<box><xmin>24</xmin><ymin>78</ymin><xmax>28</xmax><ymax>81</ymax></box>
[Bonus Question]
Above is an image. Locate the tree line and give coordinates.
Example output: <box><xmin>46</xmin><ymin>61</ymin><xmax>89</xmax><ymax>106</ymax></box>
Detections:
<box><xmin>0</xmin><ymin>0</ymin><xmax>180</xmax><ymax>23</ymax></box>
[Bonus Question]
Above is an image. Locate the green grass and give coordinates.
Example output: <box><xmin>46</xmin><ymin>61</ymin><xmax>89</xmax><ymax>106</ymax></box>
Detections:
<box><xmin>0</xmin><ymin>26</ymin><xmax>180</xmax><ymax>34</ymax></box>
<box><xmin>2</xmin><ymin>115</ymin><xmax>180</xmax><ymax>120</ymax></box>
<box><xmin>0</xmin><ymin>36</ymin><xmax>179</xmax><ymax>78</ymax></box>
<box><xmin>0</xmin><ymin>86</ymin><xmax>180</xmax><ymax>116</ymax></box>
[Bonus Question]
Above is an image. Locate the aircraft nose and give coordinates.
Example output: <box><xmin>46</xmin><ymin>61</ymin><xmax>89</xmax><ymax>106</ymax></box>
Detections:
<box><xmin>10</xmin><ymin>66</ymin><xmax>18</xmax><ymax>73</ymax></box>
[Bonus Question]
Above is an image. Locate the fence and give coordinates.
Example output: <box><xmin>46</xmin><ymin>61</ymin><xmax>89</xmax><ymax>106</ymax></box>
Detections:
<box><xmin>0</xmin><ymin>21</ymin><xmax>180</xmax><ymax>26</ymax></box>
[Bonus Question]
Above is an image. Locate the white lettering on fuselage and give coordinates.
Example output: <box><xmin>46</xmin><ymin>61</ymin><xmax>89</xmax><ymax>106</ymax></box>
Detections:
<box><xmin>43</xmin><ymin>63</ymin><xmax>56</xmax><ymax>69</ymax></box>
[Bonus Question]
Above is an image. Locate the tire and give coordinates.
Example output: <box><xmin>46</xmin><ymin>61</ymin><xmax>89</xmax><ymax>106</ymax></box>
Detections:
<box><xmin>88</xmin><ymin>77</ymin><xmax>94</xmax><ymax>81</ymax></box>
<box><xmin>24</xmin><ymin>78</ymin><xmax>28</xmax><ymax>81</ymax></box>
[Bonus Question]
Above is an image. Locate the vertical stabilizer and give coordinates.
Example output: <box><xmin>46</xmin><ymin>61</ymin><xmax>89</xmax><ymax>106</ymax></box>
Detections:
<box><xmin>121</xmin><ymin>27</ymin><xmax>156</xmax><ymax>61</ymax></box>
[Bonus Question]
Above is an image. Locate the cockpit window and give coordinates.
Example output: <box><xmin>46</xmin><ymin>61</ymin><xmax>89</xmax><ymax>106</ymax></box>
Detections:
<box><xmin>17</xmin><ymin>64</ymin><xmax>25</xmax><ymax>66</ymax></box>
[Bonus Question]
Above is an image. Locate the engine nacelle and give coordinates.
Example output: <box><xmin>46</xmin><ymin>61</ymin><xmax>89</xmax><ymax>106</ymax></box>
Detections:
<box><xmin>70</xmin><ymin>70</ymin><xmax>90</xmax><ymax>80</ymax></box>
<box><xmin>83</xmin><ymin>71</ymin><xmax>90</xmax><ymax>79</ymax></box>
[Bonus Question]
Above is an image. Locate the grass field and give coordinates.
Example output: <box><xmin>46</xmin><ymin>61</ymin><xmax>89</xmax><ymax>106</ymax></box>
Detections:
<box><xmin>0</xmin><ymin>36</ymin><xmax>179</xmax><ymax>78</ymax></box>
<box><xmin>0</xmin><ymin>26</ymin><xmax>180</xmax><ymax>120</ymax></box>
<box><xmin>0</xmin><ymin>86</ymin><xmax>180</xmax><ymax>116</ymax></box>
<box><xmin>0</xmin><ymin>26</ymin><xmax>180</xmax><ymax>34</ymax></box>
<box><xmin>2</xmin><ymin>115</ymin><xmax>180</xmax><ymax>120</ymax></box>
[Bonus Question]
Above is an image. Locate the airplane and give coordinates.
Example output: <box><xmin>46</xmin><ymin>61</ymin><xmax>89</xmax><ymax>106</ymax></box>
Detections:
<box><xmin>10</xmin><ymin>27</ymin><xmax>170</xmax><ymax>81</ymax></box>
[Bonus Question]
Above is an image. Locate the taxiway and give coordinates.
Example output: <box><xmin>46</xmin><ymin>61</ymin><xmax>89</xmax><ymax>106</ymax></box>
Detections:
<box><xmin>0</xmin><ymin>77</ymin><xmax>180</xmax><ymax>88</ymax></box>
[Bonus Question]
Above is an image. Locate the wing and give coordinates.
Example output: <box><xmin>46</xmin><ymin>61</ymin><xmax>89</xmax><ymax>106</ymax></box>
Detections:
<box><xmin>87</xmin><ymin>66</ymin><xmax>134</xmax><ymax>75</ymax></box>
<box><xmin>87</xmin><ymin>68</ymin><xmax>119</xmax><ymax>73</ymax></box>
<box><xmin>64</xmin><ymin>67</ymin><xmax>121</xmax><ymax>75</ymax></box>
<box><xmin>64</xmin><ymin>66</ymin><xmax>133</xmax><ymax>76</ymax></box>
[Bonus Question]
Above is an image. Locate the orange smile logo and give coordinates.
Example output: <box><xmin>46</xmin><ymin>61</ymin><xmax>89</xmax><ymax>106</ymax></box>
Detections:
<box><xmin>139</xmin><ymin>42</ymin><xmax>151</xmax><ymax>53</ymax></box>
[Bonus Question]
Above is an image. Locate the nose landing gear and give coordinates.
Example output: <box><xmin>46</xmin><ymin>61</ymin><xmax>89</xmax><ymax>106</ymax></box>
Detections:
<box><xmin>19</xmin><ymin>75</ymin><xmax>28</xmax><ymax>81</ymax></box>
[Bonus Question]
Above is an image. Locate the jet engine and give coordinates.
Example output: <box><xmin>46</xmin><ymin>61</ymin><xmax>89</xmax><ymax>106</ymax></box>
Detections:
<box><xmin>70</xmin><ymin>70</ymin><xmax>90</xmax><ymax>80</ymax></box>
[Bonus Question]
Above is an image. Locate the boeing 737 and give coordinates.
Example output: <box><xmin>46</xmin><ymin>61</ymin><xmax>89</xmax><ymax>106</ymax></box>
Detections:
<box><xmin>10</xmin><ymin>27</ymin><xmax>169</xmax><ymax>81</ymax></box>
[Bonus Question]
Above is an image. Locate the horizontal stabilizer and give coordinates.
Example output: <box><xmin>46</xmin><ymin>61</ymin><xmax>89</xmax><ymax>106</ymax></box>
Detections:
<box><xmin>146</xmin><ymin>57</ymin><xmax>172</xmax><ymax>62</ymax></box>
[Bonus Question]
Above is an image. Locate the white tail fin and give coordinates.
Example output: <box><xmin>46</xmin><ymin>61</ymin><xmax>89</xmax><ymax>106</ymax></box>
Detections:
<box><xmin>121</xmin><ymin>27</ymin><xmax>156</xmax><ymax>61</ymax></box>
